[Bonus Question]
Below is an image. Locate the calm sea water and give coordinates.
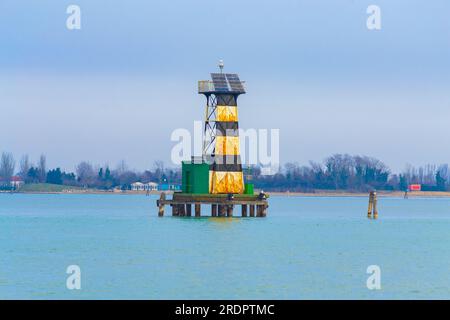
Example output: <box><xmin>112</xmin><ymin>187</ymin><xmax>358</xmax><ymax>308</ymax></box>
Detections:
<box><xmin>1</xmin><ymin>193</ymin><xmax>450</xmax><ymax>299</ymax></box>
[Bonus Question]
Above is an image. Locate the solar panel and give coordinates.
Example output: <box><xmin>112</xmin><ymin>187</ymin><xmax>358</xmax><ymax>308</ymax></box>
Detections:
<box><xmin>210</xmin><ymin>73</ymin><xmax>245</xmax><ymax>93</ymax></box>
<box><xmin>211</xmin><ymin>73</ymin><xmax>229</xmax><ymax>92</ymax></box>
<box><xmin>225</xmin><ymin>73</ymin><xmax>245</xmax><ymax>92</ymax></box>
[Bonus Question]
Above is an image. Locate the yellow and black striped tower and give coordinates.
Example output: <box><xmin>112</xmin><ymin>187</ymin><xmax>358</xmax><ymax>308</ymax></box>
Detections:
<box><xmin>198</xmin><ymin>64</ymin><xmax>245</xmax><ymax>194</ymax></box>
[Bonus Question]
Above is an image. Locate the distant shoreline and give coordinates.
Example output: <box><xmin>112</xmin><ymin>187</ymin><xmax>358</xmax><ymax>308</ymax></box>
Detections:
<box><xmin>268</xmin><ymin>191</ymin><xmax>450</xmax><ymax>198</ymax></box>
<box><xmin>3</xmin><ymin>189</ymin><xmax>450</xmax><ymax>198</ymax></box>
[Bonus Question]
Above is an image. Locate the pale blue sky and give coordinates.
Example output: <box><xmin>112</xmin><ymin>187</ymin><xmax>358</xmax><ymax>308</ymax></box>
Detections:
<box><xmin>1</xmin><ymin>0</ymin><xmax>450</xmax><ymax>172</ymax></box>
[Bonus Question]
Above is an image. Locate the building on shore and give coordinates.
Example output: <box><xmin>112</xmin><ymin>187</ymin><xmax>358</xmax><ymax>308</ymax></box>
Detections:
<box><xmin>131</xmin><ymin>182</ymin><xmax>159</xmax><ymax>191</ymax></box>
<box><xmin>0</xmin><ymin>176</ymin><xmax>24</xmax><ymax>189</ymax></box>
<box><xmin>158</xmin><ymin>183</ymin><xmax>181</xmax><ymax>191</ymax></box>
<box><xmin>131</xmin><ymin>182</ymin><xmax>145</xmax><ymax>191</ymax></box>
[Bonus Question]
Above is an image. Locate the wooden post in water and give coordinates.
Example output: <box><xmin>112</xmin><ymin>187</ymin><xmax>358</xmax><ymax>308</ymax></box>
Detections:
<box><xmin>217</xmin><ymin>205</ymin><xmax>224</xmax><ymax>217</ymax></box>
<box><xmin>249</xmin><ymin>205</ymin><xmax>255</xmax><ymax>217</ymax></box>
<box><xmin>222</xmin><ymin>205</ymin><xmax>228</xmax><ymax>217</ymax></box>
<box><xmin>367</xmin><ymin>191</ymin><xmax>378</xmax><ymax>219</ymax></box>
<box><xmin>179</xmin><ymin>204</ymin><xmax>186</xmax><ymax>217</ymax></box>
<box><xmin>221</xmin><ymin>205</ymin><xmax>227</xmax><ymax>217</ymax></box>
<box><xmin>261</xmin><ymin>204</ymin><xmax>267</xmax><ymax>217</ymax></box>
<box><xmin>372</xmin><ymin>192</ymin><xmax>378</xmax><ymax>219</ymax></box>
<box><xmin>216</xmin><ymin>205</ymin><xmax>221</xmax><ymax>216</ymax></box>
<box><xmin>158</xmin><ymin>205</ymin><xmax>164</xmax><ymax>217</ymax></box>
<box><xmin>172</xmin><ymin>204</ymin><xmax>178</xmax><ymax>216</ymax></box>
<box><xmin>211</xmin><ymin>204</ymin><xmax>217</xmax><ymax>217</ymax></box>
<box><xmin>186</xmin><ymin>204</ymin><xmax>192</xmax><ymax>217</ymax></box>
<box><xmin>195</xmin><ymin>203</ymin><xmax>201</xmax><ymax>217</ymax></box>
<box><xmin>367</xmin><ymin>192</ymin><xmax>373</xmax><ymax>218</ymax></box>
<box><xmin>241</xmin><ymin>205</ymin><xmax>247</xmax><ymax>217</ymax></box>
<box><xmin>227</xmin><ymin>205</ymin><xmax>233</xmax><ymax>217</ymax></box>
<box><xmin>158</xmin><ymin>193</ymin><xmax>166</xmax><ymax>217</ymax></box>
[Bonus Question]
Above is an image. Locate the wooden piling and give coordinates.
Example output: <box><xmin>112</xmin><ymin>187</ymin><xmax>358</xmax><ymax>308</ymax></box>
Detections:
<box><xmin>211</xmin><ymin>204</ymin><xmax>217</xmax><ymax>217</ymax></box>
<box><xmin>179</xmin><ymin>204</ymin><xmax>186</xmax><ymax>217</ymax></box>
<box><xmin>367</xmin><ymin>193</ymin><xmax>373</xmax><ymax>219</ymax></box>
<box><xmin>241</xmin><ymin>205</ymin><xmax>247</xmax><ymax>217</ymax></box>
<box><xmin>195</xmin><ymin>203</ymin><xmax>201</xmax><ymax>217</ymax></box>
<box><xmin>261</xmin><ymin>204</ymin><xmax>267</xmax><ymax>217</ymax></box>
<box><xmin>218</xmin><ymin>205</ymin><xmax>226</xmax><ymax>217</ymax></box>
<box><xmin>367</xmin><ymin>191</ymin><xmax>378</xmax><ymax>219</ymax></box>
<box><xmin>158</xmin><ymin>205</ymin><xmax>164</xmax><ymax>217</ymax></box>
<box><xmin>227</xmin><ymin>205</ymin><xmax>233</xmax><ymax>217</ymax></box>
<box><xmin>249</xmin><ymin>205</ymin><xmax>255</xmax><ymax>217</ymax></box>
<box><xmin>186</xmin><ymin>204</ymin><xmax>192</xmax><ymax>217</ymax></box>
<box><xmin>373</xmin><ymin>192</ymin><xmax>378</xmax><ymax>219</ymax></box>
<box><xmin>172</xmin><ymin>204</ymin><xmax>179</xmax><ymax>216</ymax></box>
<box><xmin>158</xmin><ymin>193</ymin><xmax>166</xmax><ymax>217</ymax></box>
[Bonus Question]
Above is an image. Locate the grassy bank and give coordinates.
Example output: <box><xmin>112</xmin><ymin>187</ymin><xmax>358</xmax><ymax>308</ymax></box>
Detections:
<box><xmin>18</xmin><ymin>183</ymin><xmax>83</xmax><ymax>193</ymax></box>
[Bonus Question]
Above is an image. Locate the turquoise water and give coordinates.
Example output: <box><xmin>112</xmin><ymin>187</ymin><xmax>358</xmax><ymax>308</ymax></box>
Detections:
<box><xmin>1</xmin><ymin>193</ymin><xmax>450</xmax><ymax>299</ymax></box>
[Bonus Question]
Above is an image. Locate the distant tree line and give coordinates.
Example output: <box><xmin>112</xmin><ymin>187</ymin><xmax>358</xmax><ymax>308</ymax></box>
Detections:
<box><xmin>251</xmin><ymin>154</ymin><xmax>450</xmax><ymax>192</ymax></box>
<box><xmin>0</xmin><ymin>153</ymin><xmax>180</xmax><ymax>191</ymax></box>
<box><xmin>1</xmin><ymin>151</ymin><xmax>450</xmax><ymax>192</ymax></box>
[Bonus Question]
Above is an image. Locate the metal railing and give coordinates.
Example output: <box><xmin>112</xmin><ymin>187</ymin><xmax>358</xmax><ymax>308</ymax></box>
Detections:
<box><xmin>198</xmin><ymin>80</ymin><xmax>246</xmax><ymax>93</ymax></box>
<box><xmin>198</xmin><ymin>80</ymin><xmax>215</xmax><ymax>93</ymax></box>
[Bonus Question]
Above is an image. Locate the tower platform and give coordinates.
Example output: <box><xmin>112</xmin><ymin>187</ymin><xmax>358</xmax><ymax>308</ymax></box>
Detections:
<box><xmin>157</xmin><ymin>192</ymin><xmax>268</xmax><ymax>217</ymax></box>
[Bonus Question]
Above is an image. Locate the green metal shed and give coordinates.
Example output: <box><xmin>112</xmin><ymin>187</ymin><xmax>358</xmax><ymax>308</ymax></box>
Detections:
<box><xmin>181</xmin><ymin>161</ymin><xmax>210</xmax><ymax>194</ymax></box>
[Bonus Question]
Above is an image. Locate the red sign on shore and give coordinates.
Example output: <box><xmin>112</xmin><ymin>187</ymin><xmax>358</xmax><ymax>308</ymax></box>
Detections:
<box><xmin>409</xmin><ymin>184</ymin><xmax>421</xmax><ymax>191</ymax></box>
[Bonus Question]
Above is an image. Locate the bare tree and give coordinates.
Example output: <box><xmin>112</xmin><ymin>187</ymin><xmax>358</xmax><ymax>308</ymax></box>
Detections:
<box><xmin>153</xmin><ymin>160</ymin><xmax>165</xmax><ymax>181</ymax></box>
<box><xmin>116</xmin><ymin>160</ymin><xmax>128</xmax><ymax>175</ymax></box>
<box><xmin>76</xmin><ymin>161</ymin><xmax>95</xmax><ymax>186</ymax></box>
<box><xmin>154</xmin><ymin>160</ymin><xmax>164</xmax><ymax>172</ymax></box>
<box><xmin>38</xmin><ymin>154</ymin><xmax>47</xmax><ymax>183</ymax></box>
<box><xmin>0</xmin><ymin>152</ymin><xmax>15</xmax><ymax>185</ymax></box>
<box><xmin>438</xmin><ymin>164</ymin><xmax>449</xmax><ymax>183</ymax></box>
<box><xmin>19</xmin><ymin>154</ymin><xmax>31</xmax><ymax>179</ymax></box>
